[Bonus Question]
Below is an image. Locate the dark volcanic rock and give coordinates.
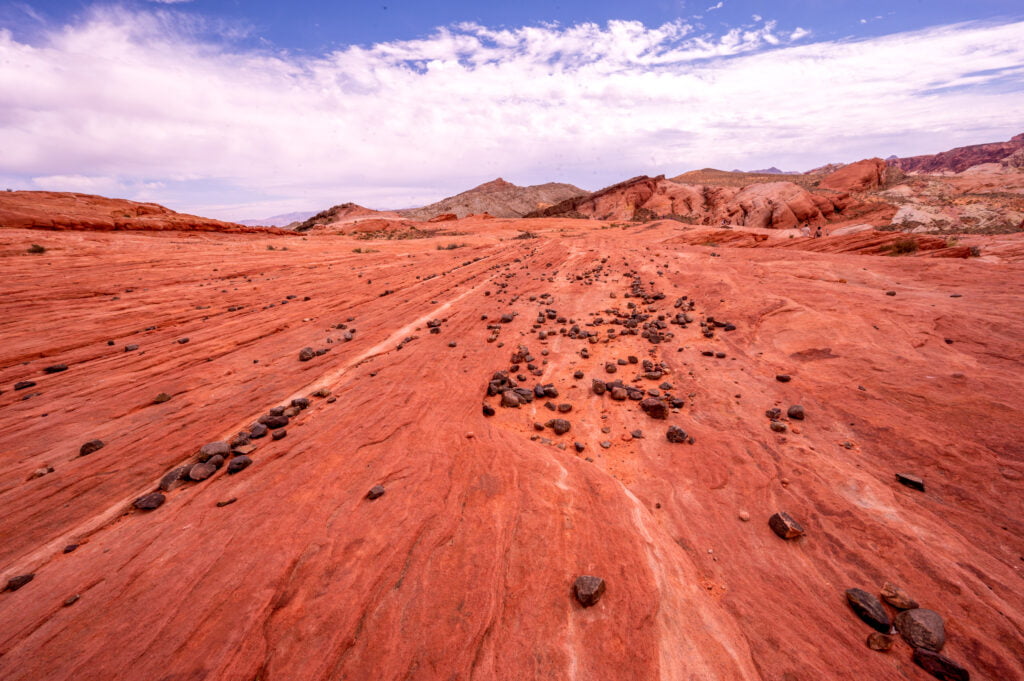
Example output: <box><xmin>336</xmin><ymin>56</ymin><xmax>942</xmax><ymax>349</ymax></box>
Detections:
<box><xmin>14</xmin><ymin>381</ymin><xmax>36</xmax><ymax>391</ymax></box>
<box><xmin>272</xmin><ymin>429</ymin><xmax>287</xmax><ymax>441</ymax></box>
<box><xmin>912</xmin><ymin>649</ymin><xmax>970</xmax><ymax>681</ymax></box>
<box><xmin>768</xmin><ymin>512</ymin><xmax>805</xmax><ymax>540</ymax></box>
<box><xmin>249</xmin><ymin>423</ymin><xmax>269</xmax><ymax>439</ymax></box>
<box><xmin>592</xmin><ymin>379</ymin><xmax>607</xmax><ymax>395</ymax></box>
<box><xmin>895</xmin><ymin>608</ymin><xmax>946</xmax><ymax>652</ymax></box>
<box><xmin>198</xmin><ymin>441</ymin><xmax>230</xmax><ymax>462</ymax></box>
<box><xmin>79</xmin><ymin>439</ymin><xmax>105</xmax><ymax>457</ymax></box>
<box><xmin>133</xmin><ymin>492</ymin><xmax>166</xmax><ymax>510</ymax></box>
<box><xmin>845</xmin><ymin>588</ymin><xmax>892</xmax><ymax>633</ymax></box>
<box><xmin>158</xmin><ymin>465</ymin><xmax>191</xmax><ymax>492</ymax></box>
<box><xmin>4</xmin><ymin>574</ymin><xmax>34</xmax><ymax>592</ymax></box>
<box><xmin>787</xmin><ymin>405</ymin><xmax>805</xmax><ymax>420</ymax></box>
<box><xmin>188</xmin><ymin>462</ymin><xmax>217</xmax><ymax>481</ymax></box>
<box><xmin>666</xmin><ymin>425</ymin><xmax>688</xmax><ymax>443</ymax></box>
<box><xmin>573</xmin><ymin>575</ymin><xmax>606</xmax><ymax>607</ymax></box>
<box><xmin>546</xmin><ymin>419</ymin><xmax>571</xmax><ymax>435</ymax></box>
<box><xmin>298</xmin><ymin>347</ymin><xmax>315</xmax><ymax>361</ymax></box>
<box><xmin>260</xmin><ymin>414</ymin><xmax>289</xmax><ymax>429</ymax></box>
<box><xmin>367</xmin><ymin>485</ymin><xmax>386</xmax><ymax>500</ymax></box>
<box><xmin>227</xmin><ymin>456</ymin><xmax>252</xmax><ymax>474</ymax></box>
<box><xmin>776</xmin><ymin>374</ymin><xmax>792</xmax><ymax>382</ymax></box>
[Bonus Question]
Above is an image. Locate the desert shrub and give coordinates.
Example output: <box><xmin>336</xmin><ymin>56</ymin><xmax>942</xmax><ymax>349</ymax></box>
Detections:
<box><xmin>27</xmin><ymin>244</ymin><xmax>46</xmax><ymax>253</ymax></box>
<box><xmin>436</xmin><ymin>243</ymin><xmax>467</xmax><ymax>250</ymax></box>
<box><xmin>512</xmin><ymin>231</ymin><xmax>538</xmax><ymax>240</ymax></box>
<box><xmin>883</xmin><ymin>238</ymin><xmax>919</xmax><ymax>255</ymax></box>
<box><xmin>969</xmin><ymin>246</ymin><xmax>981</xmax><ymax>257</ymax></box>
<box><xmin>352</xmin><ymin>247</ymin><xmax>379</xmax><ymax>253</ymax></box>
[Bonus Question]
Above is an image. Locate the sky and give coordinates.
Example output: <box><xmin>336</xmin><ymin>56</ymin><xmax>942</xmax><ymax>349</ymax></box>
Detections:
<box><xmin>1</xmin><ymin>1</ymin><xmax>1022</xmax><ymax>221</ymax></box>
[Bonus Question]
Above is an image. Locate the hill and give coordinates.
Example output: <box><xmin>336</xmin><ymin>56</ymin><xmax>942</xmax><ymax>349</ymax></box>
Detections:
<box><xmin>396</xmin><ymin>178</ymin><xmax>587</xmax><ymax>219</ymax></box>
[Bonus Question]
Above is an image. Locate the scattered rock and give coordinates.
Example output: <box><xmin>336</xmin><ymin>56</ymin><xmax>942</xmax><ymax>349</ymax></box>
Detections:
<box><xmin>768</xmin><ymin>512</ymin><xmax>805</xmax><ymax>540</ymax></box>
<box><xmin>133</xmin><ymin>492</ymin><xmax>166</xmax><ymax>510</ymax></box>
<box><xmin>4</xmin><ymin>574</ymin><xmax>34</xmax><ymax>592</ymax></box>
<box><xmin>738</xmin><ymin>511</ymin><xmax>750</xmax><ymax>522</ymax></box>
<box><xmin>866</xmin><ymin>632</ymin><xmax>894</xmax><ymax>651</ymax></box>
<box><xmin>666</xmin><ymin>425</ymin><xmax>688</xmax><ymax>443</ymax></box>
<box><xmin>291</xmin><ymin>397</ymin><xmax>310</xmax><ymax>410</ymax></box>
<box><xmin>787</xmin><ymin>405</ymin><xmax>805</xmax><ymax>420</ymax></box>
<box><xmin>216</xmin><ymin>498</ymin><xmax>237</xmax><ymax>508</ymax></box>
<box><xmin>298</xmin><ymin>347</ymin><xmax>315</xmax><ymax>362</ymax></box>
<box><xmin>640</xmin><ymin>397</ymin><xmax>669</xmax><ymax>419</ymax></box>
<box><xmin>845</xmin><ymin>588</ymin><xmax>892</xmax><ymax>633</ymax></box>
<box><xmin>886</xmin><ymin>291</ymin><xmax>896</xmax><ymax>296</ymax></box>
<box><xmin>912</xmin><ymin>649</ymin><xmax>970</xmax><ymax>681</ymax></box>
<box><xmin>63</xmin><ymin>545</ymin><xmax>78</xmax><ymax>554</ymax></box>
<box><xmin>176</xmin><ymin>337</ymin><xmax>189</xmax><ymax>344</ymax></box>
<box><xmin>546</xmin><ymin>419</ymin><xmax>571</xmax><ymax>435</ymax></box>
<box><xmin>227</xmin><ymin>456</ymin><xmax>252</xmax><ymax>474</ymax></box>
<box><xmin>776</xmin><ymin>374</ymin><xmax>792</xmax><ymax>382</ymax></box>
<box><xmin>769</xmin><ymin>420</ymin><xmax>788</xmax><ymax>433</ymax></box>
<box><xmin>14</xmin><ymin>381</ymin><xmax>36</xmax><ymax>391</ymax></box>
<box><xmin>367</xmin><ymin>485</ymin><xmax>386</xmax><ymax>500</ymax></box>
<box><xmin>198</xmin><ymin>441</ymin><xmax>230</xmax><ymax>462</ymax></box>
<box><xmin>249</xmin><ymin>423</ymin><xmax>268</xmax><ymax>439</ymax></box>
<box><xmin>159</xmin><ymin>465</ymin><xmax>191</xmax><ymax>492</ymax></box>
<box><xmin>272</xmin><ymin>429</ymin><xmax>287</xmax><ymax>441</ymax></box>
<box><xmin>63</xmin><ymin>594</ymin><xmax>80</xmax><ymax>607</ymax></box>
<box><xmin>124</xmin><ymin>344</ymin><xmax>139</xmax><ymax>352</ymax></box>
<box><xmin>153</xmin><ymin>392</ymin><xmax>172</xmax><ymax>404</ymax></box>
<box><xmin>260</xmin><ymin>414</ymin><xmax>289</xmax><ymax>429</ymax></box>
<box><xmin>79</xmin><ymin>439</ymin><xmax>105</xmax><ymax>457</ymax></box>
<box><xmin>895</xmin><ymin>608</ymin><xmax>946</xmax><ymax>652</ymax></box>
<box><xmin>881</xmin><ymin>582</ymin><xmax>919</xmax><ymax>610</ymax></box>
<box><xmin>573</xmin><ymin>575</ymin><xmax>606</xmax><ymax>607</ymax></box>
<box><xmin>482</xmin><ymin>404</ymin><xmax>495</xmax><ymax>416</ymax></box>
<box><xmin>208</xmin><ymin>454</ymin><xmax>225</xmax><ymax>469</ymax></box>
<box><xmin>44</xmin><ymin>364</ymin><xmax>68</xmax><ymax>374</ymax></box>
<box><xmin>896</xmin><ymin>472</ymin><xmax>925</xmax><ymax>492</ymax></box>
<box><xmin>188</xmin><ymin>462</ymin><xmax>217</xmax><ymax>481</ymax></box>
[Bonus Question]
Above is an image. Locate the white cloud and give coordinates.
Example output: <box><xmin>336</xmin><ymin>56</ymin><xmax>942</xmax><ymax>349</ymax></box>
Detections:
<box><xmin>707</xmin><ymin>2</ymin><xmax>724</xmax><ymax>10</ymax></box>
<box><xmin>1</xmin><ymin>7</ymin><xmax>1023</xmax><ymax>220</ymax></box>
<box><xmin>790</xmin><ymin>27</ymin><xmax>810</xmax><ymax>41</ymax></box>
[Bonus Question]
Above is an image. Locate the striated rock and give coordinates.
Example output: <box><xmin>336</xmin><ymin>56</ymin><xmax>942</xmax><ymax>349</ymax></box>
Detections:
<box><xmin>895</xmin><ymin>608</ymin><xmax>946</xmax><ymax>652</ymax></box>
<box><xmin>845</xmin><ymin>588</ymin><xmax>892</xmax><ymax>633</ymax></box>
<box><xmin>819</xmin><ymin>158</ymin><xmax>888</xmax><ymax>192</ymax></box>
<box><xmin>913</xmin><ymin>649</ymin><xmax>970</xmax><ymax>681</ymax></box>
<box><xmin>573</xmin><ymin>575</ymin><xmax>606</xmax><ymax>607</ymax></box>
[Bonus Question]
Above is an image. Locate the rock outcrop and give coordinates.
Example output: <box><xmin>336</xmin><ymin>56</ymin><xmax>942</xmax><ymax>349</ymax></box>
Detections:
<box><xmin>889</xmin><ymin>133</ymin><xmax>1024</xmax><ymax>174</ymax></box>
<box><xmin>818</xmin><ymin>158</ymin><xmax>889</xmax><ymax>192</ymax></box>
<box><xmin>397</xmin><ymin>178</ymin><xmax>587</xmax><ymax>219</ymax></box>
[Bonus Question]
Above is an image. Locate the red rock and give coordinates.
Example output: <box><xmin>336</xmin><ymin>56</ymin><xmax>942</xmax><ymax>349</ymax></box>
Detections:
<box><xmin>891</xmin><ymin>132</ymin><xmax>1024</xmax><ymax>173</ymax></box>
<box><xmin>818</xmin><ymin>158</ymin><xmax>888</xmax><ymax>192</ymax></box>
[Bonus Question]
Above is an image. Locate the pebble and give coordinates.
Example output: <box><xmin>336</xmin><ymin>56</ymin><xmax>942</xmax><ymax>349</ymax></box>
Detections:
<box><xmin>159</xmin><ymin>465</ymin><xmax>191</xmax><ymax>491</ymax></box>
<box><xmin>133</xmin><ymin>492</ymin><xmax>166</xmax><ymax>510</ymax></box>
<box><xmin>546</xmin><ymin>419</ymin><xmax>571</xmax><ymax>435</ymax></box>
<box><xmin>768</xmin><ymin>512</ymin><xmax>805</xmax><ymax>540</ymax></box>
<box><xmin>886</xmin><ymin>290</ymin><xmax>896</xmax><ymax>296</ymax></box>
<box><xmin>866</xmin><ymin>632</ymin><xmax>894</xmax><ymax>651</ymax></box>
<box><xmin>44</xmin><ymin>364</ymin><xmax>68</xmax><ymax>373</ymax></box>
<box><xmin>79</xmin><ymin>439</ymin><xmax>105</xmax><ymax>457</ymax></box>
<box><xmin>666</xmin><ymin>425</ymin><xmax>688</xmax><ymax>443</ymax></box>
<box><xmin>153</xmin><ymin>393</ymin><xmax>172</xmax><ymax>404</ymax></box>
<box><xmin>4</xmin><ymin>574</ymin><xmax>34</xmax><ymax>592</ymax></box>
<box><xmin>14</xmin><ymin>381</ymin><xmax>36</xmax><ymax>390</ymax></box>
<box><xmin>216</xmin><ymin>498</ymin><xmax>237</xmax><ymax>507</ymax></box>
<box><xmin>63</xmin><ymin>544</ymin><xmax>78</xmax><ymax>554</ymax></box>
<box><xmin>63</xmin><ymin>594</ymin><xmax>80</xmax><ymax>607</ymax></box>
<box><xmin>776</xmin><ymin>374</ymin><xmax>792</xmax><ymax>382</ymax></box>
<box><xmin>895</xmin><ymin>608</ymin><xmax>946</xmax><ymax>652</ymax></box>
<box><xmin>787</xmin><ymin>405</ymin><xmax>805</xmax><ymax>420</ymax></box>
<box><xmin>367</xmin><ymin>485</ymin><xmax>386</xmax><ymax>500</ymax></box>
<box><xmin>769</xmin><ymin>420</ymin><xmax>788</xmax><ymax>433</ymax></box>
<box><xmin>188</xmin><ymin>462</ymin><xmax>216</xmax><ymax>481</ymax></box>
<box><xmin>249</xmin><ymin>423</ymin><xmax>269</xmax><ymax>439</ymax></box>
<box><xmin>640</xmin><ymin>397</ymin><xmax>669</xmax><ymax>419</ymax></box>
<box><xmin>272</xmin><ymin>429</ymin><xmax>287</xmax><ymax>440</ymax></box>
<box><xmin>124</xmin><ymin>344</ymin><xmax>139</xmax><ymax>352</ymax></box>
<box><xmin>176</xmin><ymin>337</ymin><xmax>189</xmax><ymax>344</ymax></box>
<box><xmin>845</xmin><ymin>588</ymin><xmax>892</xmax><ymax>633</ymax></box>
<box><xmin>298</xmin><ymin>347</ymin><xmax>315</xmax><ymax>362</ymax></box>
<box><xmin>198</xmin><ymin>442</ymin><xmax>230</xmax><ymax>462</ymax></box>
<box><xmin>881</xmin><ymin>582</ymin><xmax>919</xmax><ymax>610</ymax></box>
<box><xmin>912</xmin><ymin>649</ymin><xmax>969</xmax><ymax>681</ymax></box>
<box><xmin>738</xmin><ymin>511</ymin><xmax>750</xmax><ymax>522</ymax></box>
<box><xmin>227</xmin><ymin>456</ymin><xmax>252</xmax><ymax>474</ymax></box>
<box><xmin>573</xmin><ymin>575</ymin><xmax>606</xmax><ymax>607</ymax></box>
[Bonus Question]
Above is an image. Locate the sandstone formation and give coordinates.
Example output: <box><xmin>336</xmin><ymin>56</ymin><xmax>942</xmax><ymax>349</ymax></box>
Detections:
<box><xmin>818</xmin><ymin>158</ymin><xmax>890</xmax><ymax>192</ymax></box>
<box><xmin>0</xmin><ymin>203</ymin><xmax>1021</xmax><ymax>681</ymax></box>
<box><xmin>890</xmin><ymin>133</ymin><xmax>1024</xmax><ymax>174</ymax></box>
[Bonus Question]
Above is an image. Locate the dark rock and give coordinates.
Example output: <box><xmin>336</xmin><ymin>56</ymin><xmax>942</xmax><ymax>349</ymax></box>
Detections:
<box><xmin>4</xmin><ymin>574</ymin><xmax>34</xmax><ymax>592</ymax></box>
<box><xmin>63</xmin><ymin>544</ymin><xmax>78</xmax><ymax>554</ymax></box>
<box><xmin>591</xmin><ymin>379</ymin><xmax>607</xmax><ymax>395</ymax></box>
<box><xmin>230</xmin><ymin>433</ymin><xmax>250</xmax><ymax>449</ymax></box>
<box><xmin>640</xmin><ymin>397</ymin><xmax>668</xmax><ymax>419</ymax></box>
<box><xmin>845</xmin><ymin>588</ymin><xmax>892</xmax><ymax>633</ymax></box>
<box><xmin>886</xmin><ymin>291</ymin><xmax>896</xmax><ymax>296</ymax></box>
<box><xmin>776</xmin><ymin>374</ymin><xmax>792</xmax><ymax>382</ymax></box>
<box><xmin>896</xmin><ymin>472</ymin><xmax>925</xmax><ymax>492</ymax></box>
<box><xmin>557</xmin><ymin>403</ymin><xmax>572</xmax><ymax>413</ymax></box>
<box><xmin>573</xmin><ymin>370</ymin><xmax>584</xmax><ymax>379</ymax></box>
<box><xmin>189</xmin><ymin>462</ymin><xmax>217</xmax><ymax>481</ymax></box>
<box><xmin>44</xmin><ymin>364</ymin><xmax>68</xmax><ymax>373</ymax></box>
<box><xmin>291</xmin><ymin>397</ymin><xmax>310</xmax><ymax>410</ymax></box>
<box><xmin>14</xmin><ymin>381</ymin><xmax>36</xmax><ymax>390</ymax></box>
<box><xmin>216</xmin><ymin>498</ymin><xmax>237</xmax><ymax>507</ymax></box>
<box><xmin>79</xmin><ymin>439</ymin><xmax>105</xmax><ymax>457</ymax></box>
<box><xmin>124</xmin><ymin>344</ymin><xmax>139</xmax><ymax>352</ymax></box>
<box><xmin>133</xmin><ymin>492</ymin><xmax>166</xmax><ymax>510</ymax></box>
<box><xmin>546</xmin><ymin>419</ymin><xmax>571</xmax><ymax>435</ymax></box>
<box><xmin>605</xmin><ymin>362</ymin><xmax>617</xmax><ymax>374</ymax></box>
<box><xmin>298</xmin><ymin>347</ymin><xmax>315</xmax><ymax>361</ymax></box>
<box><xmin>283</xmin><ymin>406</ymin><xmax>300</xmax><ymax>418</ymax></box>
<box><xmin>249</xmin><ymin>422</ymin><xmax>269</xmax><ymax>439</ymax></box>
<box><xmin>666</xmin><ymin>425</ymin><xmax>688</xmax><ymax>443</ymax></box>
<box><xmin>768</xmin><ymin>512</ymin><xmax>805</xmax><ymax>540</ymax></box>
<box><xmin>272</xmin><ymin>429</ymin><xmax>287</xmax><ymax>440</ymax></box>
<box><xmin>895</xmin><ymin>608</ymin><xmax>946</xmax><ymax>652</ymax></box>
<box><xmin>609</xmin><ymin>387</ymin><xmax>628</xmax><ymax>401</ymax></box>
<box><xmin>482</xmin><ymin>404</ymin><xmax>495</xmax><ymax>416</ymax></box>
<box><xmin>367</xmin><ymin>485</ymin><xmax>386</xmax><ymax>500</ymax></box>
<box><xmin>63</xmin><ymin>594</ymin><xmax>80</xmax><ymax>607</ymax></box>
<box><xmin>176</xmin><ymin>337</ymin><xmax>189</xmax><ymax>344</ymax></box>
<box><xmin>227</xmin><ymin>456</ymin><xmax>252</xmax><ymax>474</ymax></box>
<box><xmin>912</xmin><ymin>649</ymin><xmax>969</xmax><ymax>681</ymax></box>
<box><xmin>770</xmin><ymin>420</ymin><xmax>788</xmax><ymax>433</ymax></box>
<box><xmin>765</xmin><ymin>407</ymin><xmax>782</xmax><ymax>420</ymax></box>
<box><xmin>573</xmin><ymin>575</ymin><xmax>606</xmax><ymax>607</ymax></box>
<box><xmin>787</xmin><ymin>405</ymin><xmax>805</xmax><ymax>420</ymax></box>
<box><xmin>881</xmin><ymin>582</ymin><xmax>919</xmax><ymax>610</ymax></box>
<box><xmin>866</xmin><ymin>632</ymin><xmax>894</xmax><ymax>651</ymax></box>
<box><xmin>261</xmin><ymin>414</ymin><xmax>289</xmax><ymax>429</ymax></box>
<box><xmin>198</xmin><ymin>441</ymin><xmax>230</xmax><ymax>462</ymax></box>
<box><xmin>153</xmin><ymin>392</ymin><xmax>172</xmax><ymax>404</ymax></box>
<box><xmin>158</xmin><ymin>465</ymin><xmax>191</xmax><ymax>491</ymax></box>
<box><xmin>269</xmin><ymin>406</ymin><xmax>286</xmax><ymax>416</ymax></box>
<box><xmin>501</xmin><ymin>390</ymin><xmax>521</xmax><ymax>408</ymax></box>
<box><xmin>208</xmin><ymin>454</ymin><xmax>225</xmax><ymax>469</ymax></box>
<box><xmin>574</xmin><ymin>442</ymin><xmax>585</xmax><ymax>453</ymax></box>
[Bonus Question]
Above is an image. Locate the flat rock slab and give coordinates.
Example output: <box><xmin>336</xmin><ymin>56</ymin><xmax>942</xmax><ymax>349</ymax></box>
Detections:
<box><xmin>896</xmin><ymin>472</ymin><xmax>926</xmax><ymax>491</ymax></box>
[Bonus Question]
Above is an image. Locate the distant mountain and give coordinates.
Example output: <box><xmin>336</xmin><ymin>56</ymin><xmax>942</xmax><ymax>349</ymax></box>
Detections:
<box><xmin>888</xmin><ymin>133</ymin><xmax>1024</xmax><ymax>174</ymax></box>
<box><xmin>238</xmin><ymin>210</ymin><xmax>316</xmax><ymax>227</ymax></box>
<box><xmin>396</xmin><ymin>178</ymin><xmax>587</xmax><ymax>220</ymax></box>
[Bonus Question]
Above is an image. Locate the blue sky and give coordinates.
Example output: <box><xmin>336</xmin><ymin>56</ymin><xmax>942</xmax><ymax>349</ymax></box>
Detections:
<box><xmin>1</xmin><ymin>1</ymin><xmax>1022</xmax><ymax>220</ymax></box>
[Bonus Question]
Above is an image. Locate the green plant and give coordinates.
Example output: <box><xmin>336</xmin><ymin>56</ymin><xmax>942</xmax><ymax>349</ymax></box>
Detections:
<box><xmin>27</xmin><ymin>244</ymin><xmax>46</xmax><ymax>254</ymax></box>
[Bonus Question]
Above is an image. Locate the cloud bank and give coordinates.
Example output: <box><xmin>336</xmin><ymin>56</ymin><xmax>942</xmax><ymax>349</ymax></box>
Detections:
<box><xmin>1</xmin><ymin>6</ymin><xmax>1022</xmax><ymax>219</ymax></box>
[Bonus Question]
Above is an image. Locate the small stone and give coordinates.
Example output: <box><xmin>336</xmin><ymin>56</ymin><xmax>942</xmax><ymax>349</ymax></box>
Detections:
<box><xmin>79</xmin><ymin>439</ymin><xmax>105</xmax><ymax>457</ymax></box>
<box><xmin>591</xmin><ymin>379</ymin><xmax>607</xmax><ymax>395</ymax></box>
<box><xmin>573</xmin><ymin>575</ymin><xmax>606</xmax><ymax>607</ymax></box>
<box><xmin>666</xmin><ymin>425</ymin><xmax>688</xmax><ymax>443</ymax></box>
<box><xmin>291</xmin><ymin>397</ymin><xmax>310</xmax><ymax>410</ymax></box>
<box><xmin>208</xmin><ymin>454</ymin><xmax>225</xmax><ymax>469</ymax></box>
<box><xmin>158</xmin><ymin>465</ymin><xmax>191</xmax><ymax>491</ymax></box>
<box><xmin>249</xmin><ymin>422</ymin><xmax>269</xmax><ymax>439</ymax></box>
<box><xmin>845</xmin><ymin>588</ymin><xmax>892</xmax><ymax>633</ymax></box>
<box><xmin>44</xmin><ymin>364</ymin><xmax>68</xmax><ymax>374</ymax></box>
<box><xmin>261</xmin><ymin>414</ymin><xmax>289</xmax><ymax>429</ymax></box>
<box><xmin>63</xmin><ymin>544</ymin><xmax>78</xmax><ymax>554</ymax></box>
<box><xmin>738</xmin><ymin>511</ymin><xmax>750</xmax><ymax>522</ymax></box>
<box><xmin>546</xmin><ymin>419</ymin><xmax>571</xmax><ymax>435</ymax></box>
<box><xmin>574</xmin><ymin>442</ymin><xmax>585</xmax><ymax>453</ymax></box>
<box><xmin>768</xmin><ymin>512</ymin><xmax>805</xmax><ymax>540</ymax></box>
<box><xmin>63</xmin><ymin>594</ymin><xmax>80</xmax><ymax>607</ymax></box>
<box><xmin>557</xmin><ymin>403</ymin><xmax>572</xmax><ymax>413</ymax></box>
<box><xmin>283</xmin><ymin>406</ymin><xmax>300</xmax><ymax>418</ymax></box>
<box><xmin>600</xmin><ymin>441</ymin><xmax>612</xmax><ymax>449</ymax></box>
<box><xmin>640</xmin><ymin>397</ymin><xmax>669</xmax><ymax>419</ymax></box>
<box><xmin>886</xmin><ymin>290</ymin><xmax>896</xmax><ymax>296</ymax></box>
<box><xmin>896</xmin><ymin>473</ymin><xmax>925</xmax><ymax>492</ymax></box>
<box><xmin>216</xmin><ymin>498</ymin><xmax>237</xmax><ymax>508</ymax></box>
<box><xmin>912</xmin><ymin>649</ymin><xmax>969</xmax><ymax>681</ymax></box>
<box><xmin>14</xmin><ymin>381</ymin><xmax>36</xmax><ymax>390</ymax></box>
<box><xmin>298</xmin><ymin>347</ymin><xmax>315</xmax><ymax>361</ymax></box>
<box><xmin>198</xmin><ymin>441</ymin><xmax>230</xmax><ymax>462</ymax></box>
<box><xmin>500</xmin><ymin>390</ymin><xmax>521</xmax><ymax>408</ymax></box>
<box><xmin>4</xmin><ymin>574</ymin><xmax>34</xmax><ymax>592</ymax></box>
<box><xmin>482</xmin><ymin>404</ymin><xmax>495</xmax><ymax>416</ymax></box>
<box><xmin>232</xmin><ymin>444</ymin><xmax>256</xmax><ymax>456</ymax></box>
<box><xmin>605</xmin><ymin>362</ymin><xmax>617</xmax><ymax>374</ymax></box>
<box><xmin>367</xmin><ymin>485</ymin><xmax>386</xmax><ymax>500</ymax></box>
<box><xmin>188</xmin><ymin>462</ymin><xmax>217</xmax><ymax>481</ymax></box>
<box><xmin>866</xmin><ymin>632</ymin><xmax>894</xmax><ymax>651</ymax></box>
<box><xmin>787</xmin><ymin>405</ymin><xmax>805</xmax><ymax>420</ymax></box>
<box><xmin>153</xmin><ymin>392</ymin><xmax>172</xmax><ymax>404</ymax></box>
<box><xmin>881</xmin><ymin>582</ymin><xmax>919</xmax><ymax>610</ymax></box>
<box><xmin>133</xmin><ymin>492</ymin><xmax>166</xmax><ymax>510</ymax></box>
<box><xmin>769</xmin><ymin>420</ymin><xmax>788</xmax><ymax>433</ymax></box>
<box><xmin>272</xmin><ymin>429</ymin><xmax>287</xmax><ymax>440</ymax></box>
<box><xmin>176</xmin><ymin>337</ymin><xmax>189</xmax><ymax>344</ymax></box>
<box><xmin>895</xmin><ymin>608</ymin><xmax>946</xmax><ymax>652</ymax></box>
<box><xmin>124</xmin><ymin>344</ymin><xmax>139</xmax><ymax>352</ymax></box>
<box><xmin>227</xmin><ymin>456</ymin><xmax>252</xmax><ymax>474</ymax></box>
<box><xmin>776</xmin><ymin>374</ymin><xmax>792</xmax><ymax>382</ymax></box>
